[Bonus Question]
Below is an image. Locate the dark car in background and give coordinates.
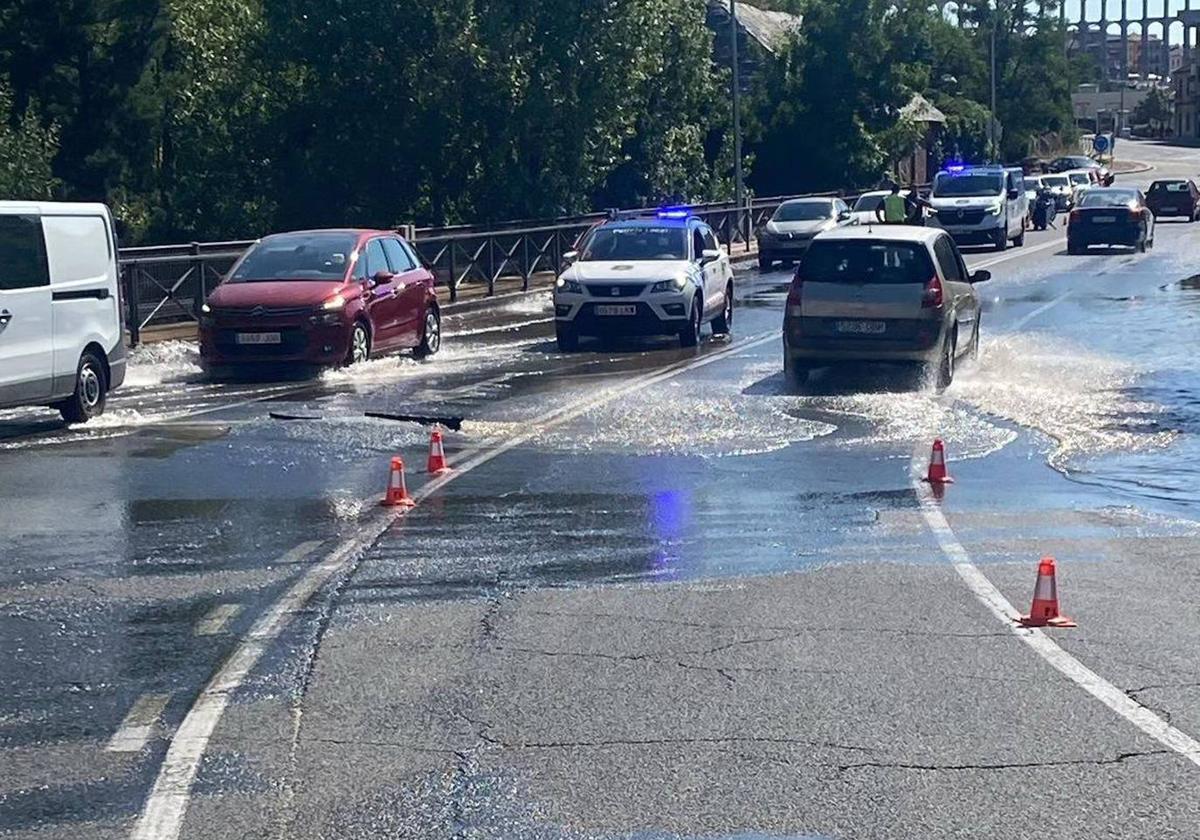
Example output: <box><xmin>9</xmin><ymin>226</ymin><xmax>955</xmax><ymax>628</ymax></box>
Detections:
<box><xmin>199</xmin><ymin>229</ymin><xmax>441</xmax><ymax>375</ymax></box>
<box><xmin>1067</xmin><ymin>188</ymin><xmax>1155</xmax><ymax>254</ymax></box>
<box><xmin>1145</xmin><ymin>179</ymin><xmax>1200</xmax><ymax>221</ymax></box>
<box><xmin>1048</xmin><ymin>155</ymin><xmax>1100</xmax><ymax>173</ymax></box>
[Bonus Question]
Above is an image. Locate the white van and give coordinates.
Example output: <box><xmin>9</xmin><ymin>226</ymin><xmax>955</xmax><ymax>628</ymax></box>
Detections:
<box><xmin>928</xmin><ymin>165</ymin><xmax>1028</xmax><ymax>251</ymax></box>
<box><xmin>0</xmin><ymin>202</ymin><xmax>126</xmax><ymax>422</ymax></box>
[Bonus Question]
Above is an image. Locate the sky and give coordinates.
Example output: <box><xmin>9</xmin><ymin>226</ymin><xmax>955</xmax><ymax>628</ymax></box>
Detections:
<box><xmin>1063</xmin><ymin>0</ymin><xmax>1196</xmax><ymax>41</ymax></box>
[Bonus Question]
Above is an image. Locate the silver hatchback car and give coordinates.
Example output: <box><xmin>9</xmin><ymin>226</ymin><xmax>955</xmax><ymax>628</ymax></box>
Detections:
<box><xmin>782</xmin><ymin>226</ymin><xmax>990</xmax><ymax>389</ymax></box>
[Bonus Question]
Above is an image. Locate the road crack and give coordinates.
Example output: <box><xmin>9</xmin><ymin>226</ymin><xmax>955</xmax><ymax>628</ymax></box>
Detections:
<box><xmin>837</xmin><ymin>750</ymin><xmax>1171</xmax><ymax>775</ymax></box>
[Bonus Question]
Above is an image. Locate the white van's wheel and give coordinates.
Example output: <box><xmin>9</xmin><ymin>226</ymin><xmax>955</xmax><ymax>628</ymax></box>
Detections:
<box><xmin>58</xmin><ymin>351</ymin><xmax>108</xmax><ymax>423</ymax></box>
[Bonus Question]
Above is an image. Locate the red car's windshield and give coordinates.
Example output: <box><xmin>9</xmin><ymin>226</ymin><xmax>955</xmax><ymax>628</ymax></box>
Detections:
<box><xmin>229</xmin><ymin>232</ymin><xmax>357</xmax><ymax>282</ymax></box>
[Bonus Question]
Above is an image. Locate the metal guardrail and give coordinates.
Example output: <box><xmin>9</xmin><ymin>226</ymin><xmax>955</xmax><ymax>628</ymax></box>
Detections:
<box><xmin>117</xmin><ymin>191</ymin><xmax>850</xmax><ymax>345</ymax></box>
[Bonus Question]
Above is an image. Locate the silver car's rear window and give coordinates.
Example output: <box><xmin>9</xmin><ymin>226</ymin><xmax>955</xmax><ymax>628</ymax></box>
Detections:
<box><xmin>800</xmin><ymin>240</ymin><xmax>934</xmax><ymax>285</ymax></box>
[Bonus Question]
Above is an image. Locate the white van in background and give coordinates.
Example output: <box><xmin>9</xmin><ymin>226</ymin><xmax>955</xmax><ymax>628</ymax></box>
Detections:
<box><xmin>928</xmin><ymin>165</ymin><xmax>1028</xmax><ymax>251</ymax></box>
<box><xmin>0</xmin><ymin>202</ymin><xmax>126</xmax><ymax>422</ymax></box>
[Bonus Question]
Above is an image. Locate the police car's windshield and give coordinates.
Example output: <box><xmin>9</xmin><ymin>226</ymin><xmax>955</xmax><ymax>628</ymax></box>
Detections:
<box><xmin>933</xmin><ymin>173</ymin><xmax>1004</xmax><ymax>198</ymax></box>
<box><xmin>773</xmin><ymin>201</ymin><xmax>833</xmax><ymax>221</ymax></box>
<box><xmin>229</xmin><ymin>232</ymin><xmax>356</xmax><ymax>281</ymax></box>
<box><xmin>580</xmin><ymin>226</ymin><xmax>688</xmax><ymax>261</ymax></box>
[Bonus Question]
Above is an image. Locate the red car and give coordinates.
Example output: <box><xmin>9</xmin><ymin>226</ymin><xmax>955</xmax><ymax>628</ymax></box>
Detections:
<box><xmin>199</xmin><ymin>229</ymin><xmax>441</xmax><ymax>374</ymax></box>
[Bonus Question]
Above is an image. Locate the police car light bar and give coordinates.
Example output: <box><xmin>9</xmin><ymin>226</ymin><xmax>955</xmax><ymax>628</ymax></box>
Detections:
<box><xmin>655</xmin><ymin>207</ymin><xmax>691</xmax><ymax>220</ymax></box>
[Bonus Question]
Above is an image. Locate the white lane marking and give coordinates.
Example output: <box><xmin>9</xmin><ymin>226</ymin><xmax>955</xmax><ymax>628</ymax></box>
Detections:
<box><xmin>130</xmin><ymin>330</ymin><xmax>778</xmax><ymax>840</ymax></box>
<box><xmin>1009</xmin><ymin>291</ymin><xmax>1073</xmax><ymax>332</ymax></box>
<box><xmin>913</xmin><ymin>480</ymin><xmax>1200</xmax><ymax>768</ymax></box>
<box><xmin>107</xmin><ymin>693</ymin><xmax>171</xmax><ymax>753</ymax></box>
<box><xmin>913</xmin><ymin>277</ymin><xmax>1200</xmax><ymax>769</ymax></box>
<box><xmin>971</xmin><ymin>234</ymin><xmax>1065</xmax><ymax>271</ymax></box>
<box><xmin>194</xmin><ymin>604</ymin><xmax>241</xmax><ymax>637</ymax></box>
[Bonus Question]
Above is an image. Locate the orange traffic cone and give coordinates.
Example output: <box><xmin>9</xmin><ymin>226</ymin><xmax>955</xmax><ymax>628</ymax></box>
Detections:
<box><xmin>1018</xmin><ymin>556</ymin><xmax>1077</xmax><ymax>628</ymax></box>
<box><xmin>426</xmin><ymin>426</ymin><xmax>450</xmax><ymax>474</ymax></box>
<box><xmin>380</xmin><ymin>456</ymin><xmax>416</xmax><ymax>508</ymax></box>
<box><xmin>922</xmin><ymin>439</ymin><xmax>954</xmax><ymax>484</ymax></box>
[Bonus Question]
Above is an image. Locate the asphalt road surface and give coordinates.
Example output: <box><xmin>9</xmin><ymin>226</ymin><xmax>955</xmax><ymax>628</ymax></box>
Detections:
<box><xmin>4</xmin><ymin>139</ymin><xmax>1200</xmax><ymax>839</ymax></box>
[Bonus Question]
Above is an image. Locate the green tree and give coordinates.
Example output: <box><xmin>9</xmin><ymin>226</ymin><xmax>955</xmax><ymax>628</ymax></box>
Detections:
<box><xmin>0</xmin><ymin>77</ymin><xmax>60</xmax><ymax>198</ymax></box>
<box><xmin>1131</xmin><ymin>86</ymin><xmax>1171</xmax><ymax>137</ymax></box>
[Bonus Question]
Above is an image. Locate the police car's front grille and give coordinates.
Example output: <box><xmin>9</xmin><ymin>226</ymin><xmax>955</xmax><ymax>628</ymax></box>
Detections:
<box><xmin>585</xmin><ymin>284</ymin><xmax>646</xmax><ymax>298</ymax></box>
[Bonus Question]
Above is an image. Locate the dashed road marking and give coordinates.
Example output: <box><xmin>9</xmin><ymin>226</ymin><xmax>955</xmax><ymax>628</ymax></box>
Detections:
<box><xmin>107</xmin><ymin>693</ymin><xmax>171</xmax><ymax>754</ymax></box>
<box><xmin>194</xmin><ymin>604</ymin><xmax>241</xmax><ymax>637</ymax></box>
<box><xmin>129</xmin><ymin>330</ymin><xmax>778</xmax><ymax>840</ymax></box>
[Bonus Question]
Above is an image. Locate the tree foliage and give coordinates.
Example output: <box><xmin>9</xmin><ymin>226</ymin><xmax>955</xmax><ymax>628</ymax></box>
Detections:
<box><xmin>0</xmin><ymin>0</ymin><xmax>1084</xmax><ymax>243</ymax></box>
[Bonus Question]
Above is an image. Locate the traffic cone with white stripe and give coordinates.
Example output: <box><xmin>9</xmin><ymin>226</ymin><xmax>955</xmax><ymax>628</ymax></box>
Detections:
<box><xmin>1019</xmin><ymin>556</ymin><xmax>1077</xmax><ymax>628</ymax></box>
<box><xmin>380</xmin><ymin>456</ymin><xmax>416</xmax><ymax>508</ymax></box>
<box><xmin>922</xmin><ymin>439</ymin><xmax>954</xmax><ymax>484</ymax></box>
<box><xmin>426</xmin><ymin>425</ymin><xmax>450</xmax><ymax>474</ymax></box>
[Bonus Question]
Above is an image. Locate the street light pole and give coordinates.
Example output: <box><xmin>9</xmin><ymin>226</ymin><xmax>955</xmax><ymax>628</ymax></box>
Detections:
<box><xmin>989</xmin><ymin>21</ymin><xmax>997</xmax><ymax>161</ymax></box>
<box><xmin>729</xmin><ymin>0</ymin><xmax>746</xmax><ymax>247</ymax></box>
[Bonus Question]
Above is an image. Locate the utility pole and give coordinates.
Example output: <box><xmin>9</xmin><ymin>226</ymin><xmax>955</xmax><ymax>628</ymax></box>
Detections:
<box><xmin>989</xmin><ymin>21</ymin><xmax>998</xmax><ymax>161</ymax></box>
<box><xmin>729</xmin><ymin>0</ymin><xmax>746</xmax><ymax>247</ymax></box>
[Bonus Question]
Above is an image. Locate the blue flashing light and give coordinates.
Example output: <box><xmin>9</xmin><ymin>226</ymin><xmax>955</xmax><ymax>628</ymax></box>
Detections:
<box><xmin>945</xmin><ymin>164</ymin><xmax>967</xmax><ymax>173</ymax></box>
<box><xmin>656</xmin><ymin>207</ymin><xmax>691</xmax><ymax>220</ymax></box>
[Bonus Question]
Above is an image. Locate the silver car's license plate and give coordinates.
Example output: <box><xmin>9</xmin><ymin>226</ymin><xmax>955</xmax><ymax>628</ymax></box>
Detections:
<box><xmin>236</xmin><ymin>332</ymin><xmax>282</xmax><ymax>345</ymax></box>
<box><xmin>595</xmin><ymin>305</ymin><xmax>636</xmax><ymax>316</ymax></box>
<box><xmin>835</xmin><ymin>320</ymin><xmax>886</xmax><ymax>335</ymax></box>
<box><xmin>1092</xmin><ymin>215</ymin><xmax>1116</xmax><ymax>223</ymax></box>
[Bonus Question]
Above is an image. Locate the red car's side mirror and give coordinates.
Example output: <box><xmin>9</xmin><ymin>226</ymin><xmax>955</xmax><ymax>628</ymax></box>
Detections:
<box><xmin>371</xmin><ymin>270</ymin><xmax>395</xmax><ymax>287</ymax></box>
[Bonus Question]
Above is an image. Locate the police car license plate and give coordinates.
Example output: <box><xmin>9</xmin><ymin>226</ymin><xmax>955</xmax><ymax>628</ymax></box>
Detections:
<box><xmin>1092</xmin><ymin>216</ymin><xmax>1116</xmax><ymax>224</ymax></box>
<box><xmin>236</xmin><ymin>332</ymin><xmax>282</xmax><ymax>345</ymax></box>
<box><xmin>835</xmin><ymin>320</ymin><xmax>886</xmax><ymax>335</ymax></box>
<box><xmin>595</xmin><ymin>305</ymin><xmax>637</xmax><ymax>316</ymax></box>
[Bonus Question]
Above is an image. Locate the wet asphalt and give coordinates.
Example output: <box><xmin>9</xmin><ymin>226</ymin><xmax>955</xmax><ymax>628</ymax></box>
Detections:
<box><xmin>3</xmin><ymin>139</ymin><xmax>1200</xmax><ymax>838</ymax></box>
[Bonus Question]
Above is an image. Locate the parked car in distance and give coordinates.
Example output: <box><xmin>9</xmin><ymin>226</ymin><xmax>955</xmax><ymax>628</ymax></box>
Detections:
<box><xmin>0</xmin><ymin>202</ymin><xmax>126</xmax><ymax>423</ymax></box>
<box><xmin>1067</xmin><ymin>188</ymin><xmax>1155</xmax><ymax>254</ymax></box>
<box><xmin>758</xmin><ymin>197</ymin><xmax>855</xmax><ymax>271</ymax></box>
<box><xmin>199</xmin><ymin>229</ymin><xmax>441</xmax><ymax>376</ymax></box>
<box><xmin>1145</xmin><ymin>179</ymin><xmax>1200</xmax><ymax>221</ymax></box>
<box><xmin>1048</xmin><ymin>155</ymin><xmax>1100</xmax><ymax>173</ymax></box>
<box><xmin>782</xmin><ymin>226</ymin><xmax>989</xmax><ymax>391</ymax></box>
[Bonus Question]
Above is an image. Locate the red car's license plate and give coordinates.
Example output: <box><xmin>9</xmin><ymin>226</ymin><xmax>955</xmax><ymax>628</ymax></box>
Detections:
<box><xmin>236</xmin><ymin>332</ymin><xmax>282</xmax><ymax>345</ymax></box>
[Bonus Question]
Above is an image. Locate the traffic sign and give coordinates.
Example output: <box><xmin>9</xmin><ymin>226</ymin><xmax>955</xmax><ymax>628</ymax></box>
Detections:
<box><xmin>1093</xmin><ymin>134</ymin><xmax>1111</xmax><ymax>154</ymax></box>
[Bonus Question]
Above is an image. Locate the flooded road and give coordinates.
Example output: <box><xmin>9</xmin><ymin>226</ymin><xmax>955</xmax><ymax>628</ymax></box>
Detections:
<box><xmin>4</xmin><ymin>139</ymin><xmax>1200</xmax><ymax>839</ymax></box>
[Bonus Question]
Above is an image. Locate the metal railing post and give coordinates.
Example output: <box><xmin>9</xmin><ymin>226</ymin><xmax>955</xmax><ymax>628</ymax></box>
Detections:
<box><xmin>486</xmin><ymin>236</ymin><xmax>496</xmax><ymax>296</ymax></box>
<box><xmin>125</xmin><ymin>262</ymin><xmax>141</xmax><ymax>347</ymax></box>
<box><xmin>190</xmin><ymin>242</ymin><xmax>203</xmax><ymax>316</ymax></box>
<box><xmin>521</xmin><ymin>235</ymin><xmax>531</xmax><ymax>290</ymax></box>
<box><xmin>448</xmin><ymin>243</ymin><xmax>458</xmax><ymax>302</ymax></box>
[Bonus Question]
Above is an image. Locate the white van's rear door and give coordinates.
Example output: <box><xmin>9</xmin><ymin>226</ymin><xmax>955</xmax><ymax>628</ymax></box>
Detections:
<box><xmin>0</xmin><ymin>212</ymin><xmax>54</xmax><ymax>406</ymax></box>
<box><xmin>42</xmin><ymin>212</ymin><xmax>121</xmax><ymax>392</ymax></box>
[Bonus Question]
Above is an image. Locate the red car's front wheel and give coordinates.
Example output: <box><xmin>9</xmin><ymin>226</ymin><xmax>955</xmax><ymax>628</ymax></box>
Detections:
<box><xmin>347</xmin><ymin>322</ymin><xmax>371</xmax><ymax>365</ymax></box>
<box><xmin>415</xmin><ymin>308</ymin><xmax>441</xmax><ymax>359</ymax></box>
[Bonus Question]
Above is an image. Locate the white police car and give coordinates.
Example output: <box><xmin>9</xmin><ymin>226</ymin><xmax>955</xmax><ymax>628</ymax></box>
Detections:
<box><xmin>552</xmin><ymin>210</ymin><xmax>734</xmax><ymax>350</ymax></box>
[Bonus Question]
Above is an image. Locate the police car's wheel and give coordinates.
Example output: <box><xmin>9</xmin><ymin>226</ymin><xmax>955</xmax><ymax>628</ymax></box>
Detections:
<box><xmin>679</xmin><ymin>296</ymin><xmax>702</xmax><ymax>348</ymax></box>
<box><xmin>555</xmin><ymin>324</ymin><xmax>579</xmax><ymax>352</ymax></box>
<box><xmin>58</xmin><ymin>350</ymin><xmax>108</xmax><ymax>424</ymax></box>
<box><xmin>1014</xmin><ymin>226</ymin><xmax>1025</xmax><ymax>247</ymax></box>
<box><xmin>758</xmin><ymin>255</ymin><xmax>772</xmax><ymax>272</ymax></box>
<box><xmin>994</xmin><ymin>230</ymin><xmax>1007</xmax><ymax>252</ymax></box>
<box><xmin>711</xmin><ymin>284</ymin><xmax>733</xmax><ymax>335</ymax></box>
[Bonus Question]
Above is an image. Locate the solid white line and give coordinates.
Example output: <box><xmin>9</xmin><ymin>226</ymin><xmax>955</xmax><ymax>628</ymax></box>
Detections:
<box><xmin>911</xmin><ymin>379</ymin><xmax>1200</xmax><ymax>767</ymax></box>
<box><xmin>106</xmin><ymin>693</ymin><xmax>171</xmax><ymax>753</ymax></box>
<box><xmin>194</xmin><ymin>604</ymin><xmax>241</xmax><ymax>637</ymax></box>
<box><xmin>129</xmin><ymin>330</ymin><xmax>778</xmax><ymax>840</ymax></box>
<box><xmin>971</xmin><ymin>234</ymin><xmax>1065</xmax><ymax>271</ymax></box>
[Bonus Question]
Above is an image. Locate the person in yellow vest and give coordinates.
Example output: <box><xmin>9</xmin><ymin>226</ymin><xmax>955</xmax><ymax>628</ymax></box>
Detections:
<box><xmin>876</xmin><ymin>183</ymin><xmax>908</xmax><ymax>224</ymax></box>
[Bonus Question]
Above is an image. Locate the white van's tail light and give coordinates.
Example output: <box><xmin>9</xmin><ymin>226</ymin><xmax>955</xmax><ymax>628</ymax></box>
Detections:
<box><xmin>786</xmin><ymin>273</ymin><xmax>804</xmax><ymax>317</ymax></box>
<box><xmin>922</xmin><ymin>275</ymin><xmax>944</xmax><ymax>309</ymax></box>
